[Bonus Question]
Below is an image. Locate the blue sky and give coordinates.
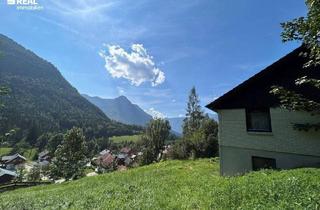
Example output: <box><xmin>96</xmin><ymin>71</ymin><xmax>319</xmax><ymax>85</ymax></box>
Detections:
<box><xmin>0</xmin><ymin>0</ymin><xmax>307</xmax><ymax>118</ymax></box>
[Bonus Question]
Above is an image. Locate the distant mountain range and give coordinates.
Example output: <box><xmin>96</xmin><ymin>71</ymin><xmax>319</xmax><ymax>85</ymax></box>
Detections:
<box><xmin>167</xmin><ymin>114</ymin><xmax>217</xmax><ymax>134</ymax></box>
<box><xmin>82</xmin><ymin>94</ymin><xmax>152</xmax><ymax>126</ymax></box>
<box><xmin>0</xmin><ymin>34</ymin><xmax>141</xmax><ymax>142</ymax></box>
<box><xmin>167</xmin><ymin>117</ymin><xmax>184</xmax><ymax>135</ymax></box>
<box><xmin>83</xmin><ymin>94</ymin><xmax>217</xmax><ymax>135</ymax></box>
<box><xmin>83</xmin><ymin>94</ymin><xmax>184</xmax><ymax>134</ymax></box>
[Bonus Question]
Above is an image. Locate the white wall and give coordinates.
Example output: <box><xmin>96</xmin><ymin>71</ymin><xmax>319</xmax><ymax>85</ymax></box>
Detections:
<box><xmin>218</xmin><ymin>108</ymin><xmax>320</xmax><ymax>157</ymax></box>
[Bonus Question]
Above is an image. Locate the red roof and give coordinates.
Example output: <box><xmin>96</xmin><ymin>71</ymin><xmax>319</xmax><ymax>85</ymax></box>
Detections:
<box><xmin>120</xmin><ymin>147</ymin><xmax>132</xmax><ymax>154</ymax></box>
<box><xmin>99</xmin><ymin>153</ymin><xmax>115</xmax><ymax>167</ymax></box>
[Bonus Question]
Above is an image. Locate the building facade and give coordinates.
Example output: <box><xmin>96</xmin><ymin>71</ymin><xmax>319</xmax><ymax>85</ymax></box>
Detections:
<box><xmin>217</xmin><ymin>108</ymin><xmax>320</xmax><ymax>176</ymax></box>
<box><xmin>207</xmin><ymin>47</ymin><xmax>320</xmax><ymax>176</ymax></box>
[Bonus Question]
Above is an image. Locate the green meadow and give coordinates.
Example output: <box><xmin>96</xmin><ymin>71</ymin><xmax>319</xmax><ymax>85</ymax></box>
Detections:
<box><xmin>0</xmin><ymin>147</ymin><xmax>12</xmax><ymax>156</ymax></box>
<box><xmin>0</xmin><ymin>159</ymin><xmax>319</xmax><ymax>209</ymax></box>
<box><xmin>110</xmin><ymin>135</ymin><xmax>142</xmax><ymax>143</ymax></box>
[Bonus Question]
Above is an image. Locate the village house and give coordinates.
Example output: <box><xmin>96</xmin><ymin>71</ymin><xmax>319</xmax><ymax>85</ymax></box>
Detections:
<box><xmin>0</xmin><ymin>153</ymin><xmax>26</xmax><ymax>170</ymax></box>
<box><xmin>96</xmin><ymin>152</ymin><xmax>115</xmax><ymax>169</ymax></box>
<box><xmin>206</xmin><ymin>47</ymin><xmax>320</xmax><ymax>176</ymax></box>
<box><xmin>93</xmin><ymin>147</ymin><xmax>139</xmax><ymax>172</ymax></box>
<box><xmin>38</xmin><ymin>150</ymin><xmax>51</xmax><ymax>167</ymax></box>
<box><xmin>38</xmin><ymin>150</ymin><xmax>50</xmax><ymax>162</ymax></box>
<box><xmin>99</xmin><ymin>149</ymin><xmax>110</xmax><ymax>156</ymax></box>
<box><xmin>0</xmin><ymin>168</ymin><xmax>17</xmax><ymax>184</ymax></box>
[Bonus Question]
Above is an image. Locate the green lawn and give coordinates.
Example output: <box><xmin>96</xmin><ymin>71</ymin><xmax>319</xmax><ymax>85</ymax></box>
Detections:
<box><xmin>0</xmin><ymin>147</ymin><xmax>38</xmax><ymax>160</ymax></box>
<box><xmin>110</xmin><ymin>134</ymin><xmax>142</xmax><ymax>143</ymax></box>
<box><xmin>0</xmin><ymin>147</ymin><xmax>13</xmax><ymax>156</ymax></box>
<box><xmin>0</xmin><ymin>159</ymin><xmax>319</xmax><ymax>209</ymax></box>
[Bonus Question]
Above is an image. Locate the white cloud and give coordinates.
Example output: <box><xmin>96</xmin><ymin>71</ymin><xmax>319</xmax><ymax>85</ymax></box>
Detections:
<box><xmin>116</xmin><ymin>86</ymin><xmax>125</xmax><ymax>95</ymax></box>
<box><xmin>99</xmin><ymin>44</ymin><xmax>165</xmax><ymax>86</ymax></box>
<box><xmin>47</xmin><ymin>0</ymin><xmax>116</xmax><ymax>22</ymax></box>
<box><xmin>145</xmin><ymin>108</ymin><xmax>166</xmax><ymax>119</ymax></box>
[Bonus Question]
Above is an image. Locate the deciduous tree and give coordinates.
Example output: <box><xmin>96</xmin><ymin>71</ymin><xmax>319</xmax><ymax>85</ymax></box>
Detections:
<box><xmin>271</xmin><ymin>0</ymin><xmax>320</xmax><ymax>131</ymax></box>
<box><xmin>51</xmin><ymin>127</ymin><xmax>87</xmax><ymax>180</ymax></box>
<box><xmin>141</xmin><ymin>119</ymin><xmax>171</xmax><ymax>164</ymax></box>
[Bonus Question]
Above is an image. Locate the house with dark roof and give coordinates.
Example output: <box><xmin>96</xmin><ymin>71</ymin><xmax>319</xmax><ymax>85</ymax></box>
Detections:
<box><xmin>1</xmin><ymin>154</ymin><xmax>26</xmax><ymax>170</ymax></box>
<box><xmin>0</xmin><ymin>168</ymin><xmax>17</xmax><ymax>184</ymax></box>
<box><xmin>206</xmin><ymin>47</ymin><xmax>320</xmax><ymax>176</ymax></box>
<box><xmin>38</xmin><ymin>150</ymin><xmax>51</xmax><ymax>164</ymax></box>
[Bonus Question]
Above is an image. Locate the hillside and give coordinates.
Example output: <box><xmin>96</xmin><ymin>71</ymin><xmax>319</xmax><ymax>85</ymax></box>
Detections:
<box><xmin>0</xmin><ymin>34</ymin><xmax>141</xmax><ymax>141</ymax></box>
<box><xmin>83</xmin><ymin>94</ymin><xmax>152</xmax><ymax>126</ymax></box>
<box><xmin>0</xmin><ymin>159</ymin><xmax>319</xmax><ymax>209</ymax></box>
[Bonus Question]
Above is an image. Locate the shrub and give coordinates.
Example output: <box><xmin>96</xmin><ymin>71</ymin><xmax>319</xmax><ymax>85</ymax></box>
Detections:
<box><xmin>167</xmin><ymin>129</ymin><xmax>218</xmax><ymax>160</ymax></box>
<box><xmin>140</xmin><ymin>119</ymin><xmax>171</xmax><ymax>165</ymax></box>
<box><xmin>167</xmin><ymin>139</ymin><xmax>192</xmax><ymax>160</ymax></box>
<box><xmin>27</xmin><ymin>165</ymin><xmax>41</xmax><ymax>182</ymax></box>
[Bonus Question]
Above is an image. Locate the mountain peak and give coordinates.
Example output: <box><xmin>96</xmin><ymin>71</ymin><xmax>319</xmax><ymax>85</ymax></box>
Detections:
<box><xmin>115</xmin><ymin>95</ymin><xmax>131</xmax><ymax>103</ymax></box>
<box><xmin>84</xmin><ymin>94</ymin><xmax>153</xmax><ymax>126</ymax></box>
<box><xmin>117</xmin><ymin>95</ymin><xmax>128</xmax><ymax>99</ymax></box>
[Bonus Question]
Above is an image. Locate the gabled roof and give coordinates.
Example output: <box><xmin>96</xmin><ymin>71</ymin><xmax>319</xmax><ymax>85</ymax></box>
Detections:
<box><xmin>117</xmin><ymin>154</ymin><xmax>128</xmax><ymax>159</ymax></box>
<box><xmin>38</xmin><ymin>150</ymin><xmax>50</xmax><ymax>158</ymax></box>
<box><xmin>120</xmin><ymin>147</ymin><xmax>132</xmax><ymax>154</ymax></box>
<box><xmin>99</xmin><ymin>153</ymin><xmax>115</xmax><ymax>167</ymax></box>
<box><xmin>206</xmin><ymin>46</ymin><xmax>320</xmax><ymax>111</ymax></box>
<box><xmin>1</xmin><ymin>154</ymin><xmax>26</xmax><ymax>162</ymax></box>
<box><xmin>99</xmin><ymin>149</ymin><xmax>110</xmax><ymax>156</ymax></box>
<box><xmin>0</xmin><ymin>168</ymin><xmax>17</xmax><ymax>177</ymax></box>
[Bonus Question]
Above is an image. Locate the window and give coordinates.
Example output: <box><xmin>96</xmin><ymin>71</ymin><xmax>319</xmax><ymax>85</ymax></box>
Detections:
<box><xmin>246</xmin><ymin>108</ymin><xmax>272</xmax><ymax>132</ymax></box>
<box><xmin>252</xmin><ymin>156</ymin><xmax>276</xmax><ymax>171</ymax></box>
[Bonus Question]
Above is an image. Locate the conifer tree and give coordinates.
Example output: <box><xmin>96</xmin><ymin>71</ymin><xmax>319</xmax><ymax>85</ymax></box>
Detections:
<box><xmin>183</xmin><ymin>87</ymin><xmax>205</xmax><ymax>136</ymax></box>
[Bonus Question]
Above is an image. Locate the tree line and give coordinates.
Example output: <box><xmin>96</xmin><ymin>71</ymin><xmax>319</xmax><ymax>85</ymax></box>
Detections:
<box><xmin>28</xmin><ymin>86</ymin><xmax>219</xmax><ymax>181</ymax></box>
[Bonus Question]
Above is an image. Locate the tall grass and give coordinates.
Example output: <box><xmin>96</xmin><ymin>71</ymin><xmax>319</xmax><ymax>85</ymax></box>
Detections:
<box><xmin>0</xmin><ymin>159</ymin><xmax>319</xmax><ymax>209</ymax></box>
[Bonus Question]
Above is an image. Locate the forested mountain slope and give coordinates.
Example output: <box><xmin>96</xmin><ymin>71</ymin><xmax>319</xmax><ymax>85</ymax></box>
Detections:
<box><xmin>0</xmin><ymin>34</ymin><xmax>141</xmax><ymax>144</ymax></box>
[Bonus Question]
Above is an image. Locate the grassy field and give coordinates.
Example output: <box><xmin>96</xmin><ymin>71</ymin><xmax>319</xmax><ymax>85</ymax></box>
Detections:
<box><xmin>110</xmin><ymin>134</ymin><xmax>142</xmax><ymax>143</ymax></box>
<box><xmin>22</xmin><ymin>148</ymin><xmax>38</xmax><ymax>160</ymax></box>
<box><xmin>0</xmin><ymin>159</ymin><xmax>319</xmax><ymax>209</ymax></box>
<box><xmin>0</xmin><ymin>147</ymin><xmax>12</xmax><ymax>156</ymax></box>
<box><xmin>0</xmin><ymin>147</ymin><xmax>38</xmax><ymax>160</ymax></box>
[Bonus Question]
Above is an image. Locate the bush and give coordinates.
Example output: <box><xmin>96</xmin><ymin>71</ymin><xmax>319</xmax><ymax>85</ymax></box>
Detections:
<box><xmin>167</xmin><ymin>139</ymin><xmax>192</xmax><ymax>160</ymax></box>
<box><xmin>167</xmin><ymin>129</ymin><xmax>218</xmax><ymax>160</ymax></box>
<box><xmin>139</xmin><ymin>119</ymin><xmax>171</xmax><ymax>165</ymax></box>
<box><xmin>168</xmin><ymin>115</ymin><xmax>219</xmax><ymax>160</ymax></box>
<box><xmin>15</xmin><ymin>165</ymin><xmax>26</xmax><ymax>182</ymax></box>
<box><xmin>139</xmin><ymin>146</ymin><xmax>156</xmax><ymax>165</ymax></box>
<box><xmin>189</xmin><ymin>130</ymin><xmax>219</xmax><ymax>158</ymax></box>
<box><xmin>27</xmin><ymin>165</ymin><xmax>41</xmax><ymax>182</ymax></box>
